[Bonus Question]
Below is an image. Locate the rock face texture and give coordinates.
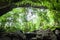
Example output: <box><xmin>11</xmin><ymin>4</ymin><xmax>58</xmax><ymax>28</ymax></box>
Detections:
<box><xmin>24</xmin><ymin>29</ymin><xmax>57</xmax><ymax>40</ymax></box>
<box><xmin>0</xmin><ymin>29</ymin><xmax>59</xmax><ymax>40</ymax></box>
<box><xmin>0</xmin><ymin>30</ymin><xmax>26</xmax><ymax>40</ymax></box>
<box><xmin>54</xmin><ymin>29</ymin><xmax>60</xmax><ymax>40</ymax></box>
<box><xmin>36</xmin><ymin>29</ymin><xmax>57</xmax><ymax>40</ymax></box>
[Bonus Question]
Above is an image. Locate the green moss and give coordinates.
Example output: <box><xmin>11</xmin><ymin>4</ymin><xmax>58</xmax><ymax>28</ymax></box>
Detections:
<box><xmin>0</xmin><ymin>7</ymin><xmax>58</xmax><ymax>32</ymax></box>
<box><xmin>0</xmin><ymin>0</ymin><xmax>60</xmax><ymax>32</ymax></box>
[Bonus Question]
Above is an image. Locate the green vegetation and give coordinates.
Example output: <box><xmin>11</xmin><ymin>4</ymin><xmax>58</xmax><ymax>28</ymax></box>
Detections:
<box><xmin>1</xmin><ymin>0</ymin><xmax>60</xmax><ymax>10</ymax></box>
<box><xmin>0</xmin><ymin>0</ymin><xmax>60</xmax><ymax>32</ymax></box>
<box><xmin>0</xmin><ymin>7</ymin><xmax>59</xmax><ymax>32</ymax></box>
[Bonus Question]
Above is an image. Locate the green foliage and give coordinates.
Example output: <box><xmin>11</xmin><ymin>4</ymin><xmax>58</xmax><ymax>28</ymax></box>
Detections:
<box><xmin>0</xmin><ymin>7</ymin><xmax>58</xmax><ymax>32</ymax></box>
<box><xmin>0</xmin><ymin>0</ymin><xmax>60</xmax><ymax>10</ymax></box>
<box><xmin>0</xmin><ymin>0</ymin><xmax>60</xmax><ymax>33</ymax></box>
<box><xmin>14</xmin><ymin>0</ymin><xmax>60</xmax><ymax>10</ymax></box>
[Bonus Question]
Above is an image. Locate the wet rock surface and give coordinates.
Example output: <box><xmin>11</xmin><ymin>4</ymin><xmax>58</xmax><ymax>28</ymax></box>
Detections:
<box><xmin>0</xmin><ymin>29</ymin><xmax>60</xmax><ymax>40</ymax></box>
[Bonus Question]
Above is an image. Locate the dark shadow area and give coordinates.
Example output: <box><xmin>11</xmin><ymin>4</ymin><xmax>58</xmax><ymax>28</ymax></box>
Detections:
<box><xmin>0</xmin><ymin>29</ymin><xmax>59</xmax><ymax>40</ymax></box>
